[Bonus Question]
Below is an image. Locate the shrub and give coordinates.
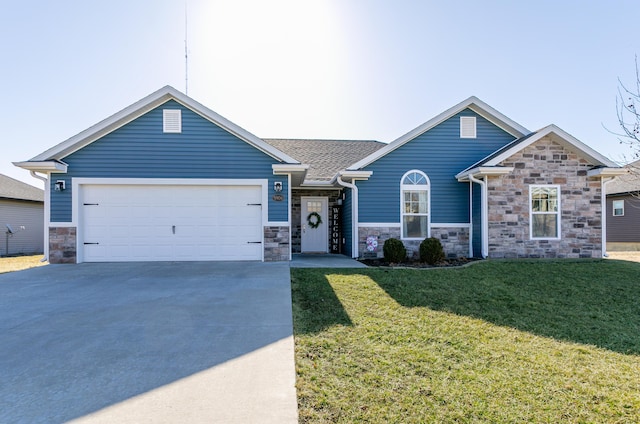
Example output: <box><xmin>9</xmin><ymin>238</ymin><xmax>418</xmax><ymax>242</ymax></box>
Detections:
<box><xmin>420</xmin><ymin>237</ymin><xmax>445</xmax><ymax>265</ymax></box>
<box><xmin>383</xmin><ymin>238</ymin><xmax>406</xmax><ymax>263</ymax></box>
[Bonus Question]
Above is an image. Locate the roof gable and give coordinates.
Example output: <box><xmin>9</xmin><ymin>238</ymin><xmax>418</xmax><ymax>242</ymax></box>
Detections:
<box><xmin>348</xmin><ymin>96</ymin><xmax>530</xmax><ymax>170</ymax></box>
<box><xmin>607</xmin><ymin>159</ymin><xmax>640</xmax><ymax>194</ymax></box>
<box><xmin>0</xmin><ymin>174</ymin><xmax>44</xmax><ymax>202</ymax></box>
<box><xmin>28</xmin><ymin>86</ymin><xmax>299</xmax><ymax>165</ymax></box>
<box><xmin>455</xmin><ymin>124</ymin><xmax>618</xmax><ymax>179</ymax></box>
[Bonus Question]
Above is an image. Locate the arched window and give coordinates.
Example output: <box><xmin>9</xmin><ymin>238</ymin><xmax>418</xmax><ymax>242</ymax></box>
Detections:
<box><xmin>401</xmin><ymin>170</ymin><xmax>430</xmax><ymax>239</ymax></box>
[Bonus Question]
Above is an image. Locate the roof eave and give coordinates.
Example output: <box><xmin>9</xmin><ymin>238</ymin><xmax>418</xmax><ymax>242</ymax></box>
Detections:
<box><xmin>456</xmin><ymin>166</ymin><xmax>515</xmax><ymax>181</ymax></box>
<box><xmin>587</xmin><ymin>167</ymin><xmax>628</xmax><ymax>177</ymax></box>
<box><xmin>13</xmin><ymin>160</ymin><xmax>68</xmax><ymax>173</ymax></box>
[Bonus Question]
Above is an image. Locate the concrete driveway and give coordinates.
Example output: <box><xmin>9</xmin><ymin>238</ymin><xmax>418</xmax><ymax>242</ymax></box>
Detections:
<box><xmin>0</xmin><ymin>262</ymin><xmax>298</xmax><ymax>423</ymax></box>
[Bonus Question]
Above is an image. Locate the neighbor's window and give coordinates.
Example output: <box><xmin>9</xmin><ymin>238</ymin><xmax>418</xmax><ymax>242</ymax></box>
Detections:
<box><xmin>401</xmin><ymin>170</ymin><xmax>430</xmax><ymax>239</ymax></box>
<box><xmin>530</xmin><ymin>185</ymin><xmax>560</xmax><ymax>239</ymax></box>
<box><xmin>613</xmin><ymin>199</ymin><xmax>624</xmax><ymax>216</ymax></box>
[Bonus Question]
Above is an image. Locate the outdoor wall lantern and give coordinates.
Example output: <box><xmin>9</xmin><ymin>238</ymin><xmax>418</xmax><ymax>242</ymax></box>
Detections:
<box><xmin>273</xmin><ymin>181</ymin><xmax>283</xmax><ymax>193</ymax></box>
<box><xmin>55</xmin><ymin>180</ymin><xmax>66</xmax><ymax>191</ymax></box>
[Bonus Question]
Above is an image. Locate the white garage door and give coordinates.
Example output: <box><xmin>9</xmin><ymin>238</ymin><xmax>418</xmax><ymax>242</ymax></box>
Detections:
<box><xmin>81</xmin><ymin>184</ymin><xmax>263</xmax><ymax>262</ymax></box>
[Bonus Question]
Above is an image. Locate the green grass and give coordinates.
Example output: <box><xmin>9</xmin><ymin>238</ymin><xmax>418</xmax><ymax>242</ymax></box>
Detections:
<box><xmin>292</xmin><ymin>260</ymin><xmax>640</xmax><ymax>423</ymax></box>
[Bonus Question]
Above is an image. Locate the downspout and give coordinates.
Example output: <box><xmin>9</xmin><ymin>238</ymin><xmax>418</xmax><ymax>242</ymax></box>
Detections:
<box><xmin>30</xmin><ymin>171</ymin><xmax>49</xmax><ymax>262</ymax></box>
<box><xmin>336</xmin><ymin>176</ymin><xmax>359</xmax><ymax>258</ymax></box>
<box><xmin>601</xmin><ymin>177</ymin><xmax>615</xmax><ymax>258</ymax></box>
<box><xmin>469</xmin><ymin>174</ymin><xmax>488</xmax><ymax>258</ymax></box>
<box><xmin>468</xmin><ymin>180</ymin><xmax>473</xmax><ymax>258</ymax></box>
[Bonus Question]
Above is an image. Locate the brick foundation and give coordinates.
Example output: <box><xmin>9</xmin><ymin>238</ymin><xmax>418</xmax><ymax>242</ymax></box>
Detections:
<box><xmin>358</xmin><ymin>226</ymin><xmax>470</xmax><ymax>259</ymax></box>
<box><xmin>264</xmin><ymin>226</ymin><xmax>290</xmax><ymax>261</ymax></box>
<box><xmin>487</xmin><ymin>136</ymin><xmax>602</xmax><ymax>259</ymax></box>
<box><xmin>49</xmin><ymin>227</ymin><xmax>77</xmax><ymax>264</ymax></box>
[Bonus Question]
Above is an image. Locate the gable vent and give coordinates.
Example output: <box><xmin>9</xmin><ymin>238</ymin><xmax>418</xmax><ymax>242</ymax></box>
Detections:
<box><xmin>460</xmin><ymin>116</ymin><xmax>476</xmax><ymax>138</ymax></box>
<box><xmin>163</xmin><ymin>109</ymin><xmax>182</xmax><ymax>133</ymax></box>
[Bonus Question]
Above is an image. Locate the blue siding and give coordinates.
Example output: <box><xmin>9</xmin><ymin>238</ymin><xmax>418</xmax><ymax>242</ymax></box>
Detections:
<box><xmin>50</xmin><ymin>100</ymin><xmax>287</xmax><ymax>222</ymax></box>
<box><xmin>358</xmin><ymin>110</ymin><xmax>516</xmax><ymax>224</ymax></box>
<box><xmin>342</xmin><ymin>188</ymin><xmax>353</xmax><ymax>256</ymax></box>
<box><xmin>472</xmin><ymin>183</ymin><xmax>482</xmax><ymax>257</ymax></box>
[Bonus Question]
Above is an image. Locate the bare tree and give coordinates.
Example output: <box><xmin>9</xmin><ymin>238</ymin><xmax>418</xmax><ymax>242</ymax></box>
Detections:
<box><xmin>614</xmin><ymin>57</ymin><xmax>640</xmax><ymax>160</ymax></box>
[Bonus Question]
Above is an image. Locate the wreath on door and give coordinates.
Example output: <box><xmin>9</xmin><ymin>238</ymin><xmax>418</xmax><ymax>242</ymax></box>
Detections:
<box><xmin>306</xmin><ymin>212</ymin><xmax>323</xmax><ymax>229</ymax></box>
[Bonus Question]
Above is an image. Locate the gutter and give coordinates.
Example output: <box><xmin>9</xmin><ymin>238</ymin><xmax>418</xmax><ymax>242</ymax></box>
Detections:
<box><xmin>468</xmin><ymin>174</ymin><xmax>488</xmax><ymax>258</ymax></box>
<box><xmin>29</xmin><ymin>171</ymin><xmax>49</xmax><ymax>263</ymax></box>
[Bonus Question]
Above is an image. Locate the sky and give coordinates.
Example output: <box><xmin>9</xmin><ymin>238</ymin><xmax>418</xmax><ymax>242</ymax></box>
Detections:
<box><xmin>1</xmin><ymin>0</ymin><xmax>639</xmax><ymax>188</ymax></box>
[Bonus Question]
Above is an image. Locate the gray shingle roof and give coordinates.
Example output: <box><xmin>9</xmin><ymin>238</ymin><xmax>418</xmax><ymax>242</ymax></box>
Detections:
<box><xmin>263</xmin><ymin>139</ymin><xmax>386</xmax><ymax>182</ymax></box>
<box><xmin>0</xmin><ymin>174</ymin><xmax>44</xmax><ymax>202</ymax></box>
<box><xmin>607</xmin><ymin>160</ymin><xmax>640</xmax><ymax>195</ymax></box>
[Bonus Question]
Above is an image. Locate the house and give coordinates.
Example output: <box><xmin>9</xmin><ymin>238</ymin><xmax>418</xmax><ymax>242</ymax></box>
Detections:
<box><xmin>0</xmin><ymin>173</ymin><xmax>44</xmax><ymax>256</ymax></box>
<box><xmin>606</xmin><ymin>160</ymin><xmax>640</xmax><ymax>251</ymax></box>
<box><xmin>14</xmin><ymin>86</ymin><xmax>623</xmax><ymax>263</ymax></box>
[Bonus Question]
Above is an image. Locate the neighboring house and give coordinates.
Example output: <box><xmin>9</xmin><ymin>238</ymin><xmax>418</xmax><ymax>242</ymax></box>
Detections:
<box><xmin>605</xmin><ymin>160</ymin><xmax>640</xmax><ymax>250</ymax></box>
<box><xmin>14</xmin><ymin>86</ymin><xmax>623</xmax><ymax>263</ymax></box>
<box><xmin>0</xmin><ymin>173</ymin><xmax>44</xmax><ymax>256</ymax></box>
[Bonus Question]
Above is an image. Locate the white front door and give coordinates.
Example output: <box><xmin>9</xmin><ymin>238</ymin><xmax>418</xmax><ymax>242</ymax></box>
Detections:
<box><xmin>301</xmin><ymin>197</ymin><xmax>328</xmax><ymax>253</ymax></box>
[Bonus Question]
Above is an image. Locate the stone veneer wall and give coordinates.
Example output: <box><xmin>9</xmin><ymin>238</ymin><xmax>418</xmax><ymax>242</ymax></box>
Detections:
<box><xmin>291</xmin><ymin>189</ymin><xmax>342</xmax><ymax>253</ymax></box>
<box><xmin>263</xmin><ymin>226</ymin><xmax>290</xmax><ymax>261</ymax></box>
<box><xmin>49</xmin><ymin>227</ymin><xmax>77</xmax><ymax>264</ymax></box>
<box><xmin>358</xmin><ymin>226</ymin><xmax>469</xmax><ymax>259</ymax></box>
<box><xmin>487</xmin><ymin>136</ymin><xmax>602</xmax><ymax>258</ymax></box>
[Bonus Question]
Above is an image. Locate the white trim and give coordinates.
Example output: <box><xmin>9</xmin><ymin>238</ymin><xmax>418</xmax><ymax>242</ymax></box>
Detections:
<box><xmin>456</xmin><ymin>166</ymin><xmax>514</xmax><ymax>181</ymax></box>
<box><xmin>28</xmin><ymin>86</ymin><xmax>299</xmax><ymax>164</ymax></box>
<box><xmin>587</xmin><ymin>167</ymin><xmax>628</xmax><ymax>177</ymax></box>
<box><xmin>468</xmin><ymin>180</ymin><xmax>473</xmax><ymax>258</ymax></box>
<box><xmin>358</xmin><ymin>222</ymin><xmax>401</xmax><ymax>228</ymax></box>
<box><xmin>288</xmin><ymin>173</ymin><xmax>292</xmax><ymax>260</ymax></box>
<box><xmin>14</xmin><ymin>161</ymin><xmax>68</xmax><ymax>173</ymax></box>
<box><xmin>348</xmin><ymin>96</ymin><xmax>529</xmax><ymax>170</ymax></box>
<box><xmin>27</xmin><ymin>171</ymin><xmax>49</xmax><ymax>261</ymax></box>
<box><xmin>400</xmin><ymin>170</ymin><xmax>431</xmax><ymax>240</ymax></box>
<box><xmin>49</xmin><ymin>222</ymin><xmax>76</xmax><ymax>227</ymax></box>
<box><xmin>431</xmin><ymin>223</ymin><xmax>472</xmax><ymax>228</ymax></box>
<box><xmin>602</xmin><ymin>177</ymin><xmax>615</xmax><ymax>258</ymax></box>
<box><xmin>529</xmin><ymin>184</ymin><xmax>561</xmax><ymax>240</ymax></box>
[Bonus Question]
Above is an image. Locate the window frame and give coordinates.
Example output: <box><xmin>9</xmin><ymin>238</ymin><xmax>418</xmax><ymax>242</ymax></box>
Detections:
<box><xmin>400</xmin><ymin>170</ymin><xmax>431</xmax><ymax>240</ymax></box>
<box><xmin>529</xmin><ymin>184</ymin><xmax>561</xmax><ymax>240</ymax></box>
<box><xmin>612</xmin><ymin>199</ymin><xmax>625</xmax><ymax>216</ymax></box>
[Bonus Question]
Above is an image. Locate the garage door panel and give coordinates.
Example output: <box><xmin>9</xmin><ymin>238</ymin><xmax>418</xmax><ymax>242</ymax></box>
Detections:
<box><xmin>81</xmin><ymin>184</ymin><xmax>264</xmax><ymax>262</ymax></box>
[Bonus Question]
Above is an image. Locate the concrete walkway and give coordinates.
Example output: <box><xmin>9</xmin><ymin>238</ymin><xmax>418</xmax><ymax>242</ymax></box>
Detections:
<box><xmin>0</xmin><ymin>262</ymin><xmax>298</xmax><ymax>424</ymax></box>
<box><xmin>290</xmin><ymin>253</ymin><xmax>368</xmax><ymax>268</ymax></box>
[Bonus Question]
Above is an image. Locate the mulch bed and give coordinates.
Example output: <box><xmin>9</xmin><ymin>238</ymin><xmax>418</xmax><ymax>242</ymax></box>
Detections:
<box><xmin>358</xmin><ymin>257</ymin><xmax>480</xmax><ymax>268</ymax></box>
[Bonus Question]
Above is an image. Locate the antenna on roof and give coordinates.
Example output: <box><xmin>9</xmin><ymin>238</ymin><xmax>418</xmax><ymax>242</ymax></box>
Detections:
<box><xmin>184</xmin><ymin>1</ymin><xmax>189</xmax><ymax>94</ymax></box>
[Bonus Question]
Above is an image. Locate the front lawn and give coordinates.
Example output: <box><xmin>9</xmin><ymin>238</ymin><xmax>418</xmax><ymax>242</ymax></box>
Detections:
<box><xmin>0</xmin><ymin>254</ymin><xmax>46</xmax><ymax>274</ymax></box>
<box><xmin>292</xmin><ymin>260</ymin><xmax>640</xmax><ymax>423</ymax></box>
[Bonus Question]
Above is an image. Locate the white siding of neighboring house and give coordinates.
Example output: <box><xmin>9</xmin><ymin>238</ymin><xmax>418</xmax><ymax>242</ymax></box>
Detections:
<box><xmin>0</xmin><ymin>199</ymin><xmax>44</xmax><ymax>256</ymax></box>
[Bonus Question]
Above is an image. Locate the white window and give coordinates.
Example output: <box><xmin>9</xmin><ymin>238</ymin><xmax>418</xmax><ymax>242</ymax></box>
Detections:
<box><xmin>530</xmin><ymin>185</ymin><xmax>560</xmax><ymax>239</ymax></box>
<box><xmin>401</xmin><ymin>170</ymin><xmax>430</xmax><ymax>239</ymax></box>
<box><xmin>613</xmin><ymin>199</ymin><xmax>624</xmax><ymax>216</ymax></box>
<box><xmin>460</xmin><ymin>116</ymin><xmax>476</xmax><ymax>138</ymax></box>
<box><xmin>163</xmin><ymin>109</ymin><xmax>182</xmax><ymax>133</ymax></box>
